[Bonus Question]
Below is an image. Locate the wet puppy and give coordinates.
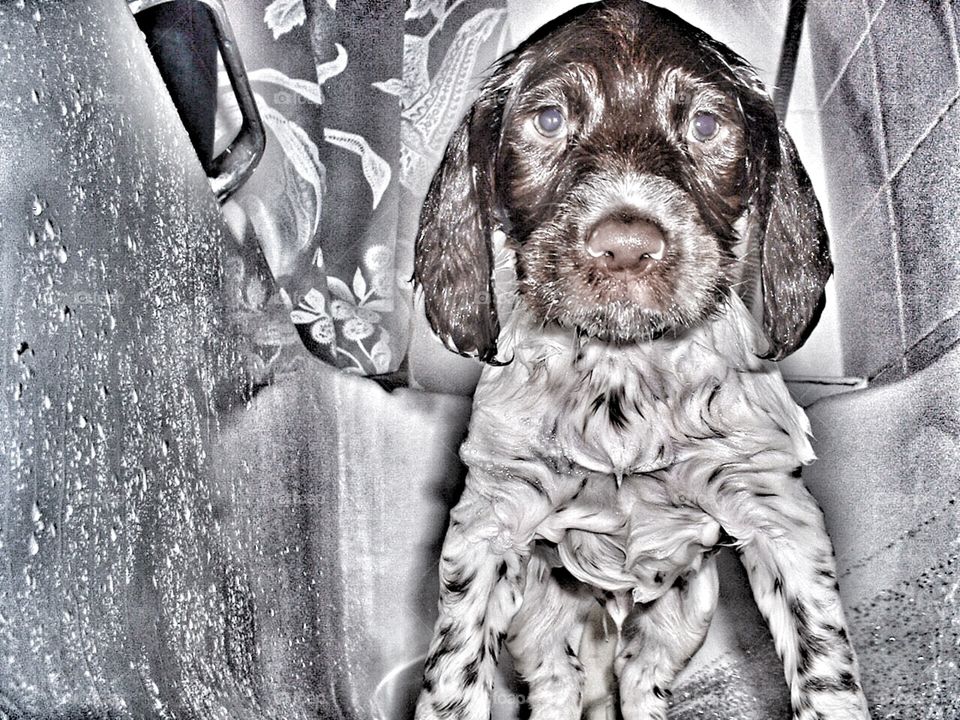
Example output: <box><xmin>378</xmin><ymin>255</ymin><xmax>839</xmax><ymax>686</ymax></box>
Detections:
<box><xmin>413</xmin><ymin>2</ymin><xmax>870</xmax><ymax>718</ymax></box>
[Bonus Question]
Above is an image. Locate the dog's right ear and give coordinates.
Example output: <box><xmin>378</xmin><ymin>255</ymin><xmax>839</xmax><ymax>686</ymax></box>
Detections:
<box><xmin>414</xmin><ymin>94</ymin><xmax>504</xmax><ymax>363</ymax></box>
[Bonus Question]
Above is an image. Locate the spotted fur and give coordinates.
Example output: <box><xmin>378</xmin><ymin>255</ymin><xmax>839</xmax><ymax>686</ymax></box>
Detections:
<box><xmin>416</xmin><ymin>297</ymin><xmax>869</xmax><ymax>720</ymax></box>
<box><xmin>413</xmin><ymin>2</ymin><xmax>868</xmax><ymax>718</ymax></box>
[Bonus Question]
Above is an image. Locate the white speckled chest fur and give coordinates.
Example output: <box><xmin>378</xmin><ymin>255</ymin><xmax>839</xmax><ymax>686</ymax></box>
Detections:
<box><xmin>462</xmin><ymin>293</ymin><xmax>812</xmax><ymax>608</ymax></box>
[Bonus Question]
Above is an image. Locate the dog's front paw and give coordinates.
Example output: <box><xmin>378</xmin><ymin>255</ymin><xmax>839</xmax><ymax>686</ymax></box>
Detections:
<box><xmin>415</xmin><ymin>680</ymin><xmax>489</xmax><ymax>720</ymax></box>
<box><xmin>792</xmin><ymin>687</ymin><xmax>872</xmax><ymax>720</ymax></box>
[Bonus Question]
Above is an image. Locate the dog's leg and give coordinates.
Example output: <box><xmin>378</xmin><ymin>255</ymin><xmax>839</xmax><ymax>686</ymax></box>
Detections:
<box><xmin>415</xmin><ymin>487</ymin><xmax>533</xmax><ymax>720</ymax></box>
<box><xmin>615</xmin><ymin>554</ymin><xmax>720</xmax><ymax>720</ymax></box>
<box><xmin>725</xmin><ymin>479</ymin><xmax>871</xmax><ymax>720</ymax></box>
<box><xmin>505</xmin><ymin>555</ymin><xmax>594</xmax><ymax>720</ymax></box>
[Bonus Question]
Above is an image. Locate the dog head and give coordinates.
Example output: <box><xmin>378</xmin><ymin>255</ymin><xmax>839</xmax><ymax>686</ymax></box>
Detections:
<box><xmin>414</xmin><ymin>0</ymin><xmax>831</xmax><ymax>362</ymax></box>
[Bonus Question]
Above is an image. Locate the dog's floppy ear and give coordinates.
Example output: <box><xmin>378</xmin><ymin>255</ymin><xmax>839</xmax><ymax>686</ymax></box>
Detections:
<box><xmin>413</xmin><ymin>92</ymin><xmax>505</xmax><ymax>363</ymax></box>
<box><xmin>757</xmin><ymin>125</ymin><xmax>832</xmax><ymax>360</ymax></box>
<box><xmin>740</xmin><ymin>84</ymin><xmax>832</xmax><ymax>361</ymax></box>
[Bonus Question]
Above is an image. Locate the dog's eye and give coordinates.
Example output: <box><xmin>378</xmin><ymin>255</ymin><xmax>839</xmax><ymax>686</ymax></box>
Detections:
<box><xmin>690</xmin><ymin>111</ymin><xmax>720</xmax><ymax>142</ymax></box>
<box><xmin>534</xmin><ymin>106</ymin><xmax>566</xmax><ymax>138</ymax></box>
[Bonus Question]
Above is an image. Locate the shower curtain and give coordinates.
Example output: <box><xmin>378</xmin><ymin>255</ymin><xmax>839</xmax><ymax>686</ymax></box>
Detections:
<box><xmin>216</xmin><ymin>0</ymin><xmax>512</xmax><ymax>382</ymax></box>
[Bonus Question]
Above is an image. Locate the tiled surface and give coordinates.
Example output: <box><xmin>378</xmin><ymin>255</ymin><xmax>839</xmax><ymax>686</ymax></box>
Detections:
<box><xmin>906</xmin><ymin>309</ymin><xmax>960</xmax><ymax>375</ymax></box>
<box><xmin>809</xmin><ymin>0</ymin><xmax>960</xmax><ymax>382</ymax></box>
<box><xmin>831</xmin><ymin>187</ymin><xmax>904</xmax><ymax>379</ymax></box>
<box><xmin>872</xmin><ymin>0</ymin><xmax>959</xmax><ymax>172</ymax></box>
<box><xmin>890</xmin><ymin>102</ymin><xmax>960</xmax><ymax>349</ymax></box>
<box><xmin>808</xmin><ymin>0</ymin><xmax>871</xmax><ymax>105</ymax></box>
<box><xmin>815</xmin><ymin>35</ymin><xmax>887</xmax><ymax>235</ymax></box>
<box><xmin>863</xmin><ymin>0</ymin><xmax>886</xmax><ymax>19</ymax></box>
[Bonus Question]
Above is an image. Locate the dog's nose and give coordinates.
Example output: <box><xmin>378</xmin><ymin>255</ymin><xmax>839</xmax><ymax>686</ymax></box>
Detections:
<box><xmin>586</xmin><ymin>216</ymin><xmax>666</xmax><ymax>271</ymax></box>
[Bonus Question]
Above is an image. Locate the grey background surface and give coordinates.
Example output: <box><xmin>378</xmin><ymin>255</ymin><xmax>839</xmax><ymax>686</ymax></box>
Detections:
<box><xmin>0</xmin><ymin>1</ymin><xmax>958</xmax><ymax>719</ymax></box>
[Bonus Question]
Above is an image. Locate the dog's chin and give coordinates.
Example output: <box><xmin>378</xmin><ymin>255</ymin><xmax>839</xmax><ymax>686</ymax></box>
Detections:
<box><xmin>569</xmin><ymin>308</ymin><xmax>671</xmax><ymax>346</ymax></box>
<box><xmin>521</xmin><ymin>288</ymin><xmax>708</xmax><ymax>346</ymax></box>
<box><xmin>519</xmin><ymin>261</ymin><xmax>722</xmax><ymax>345</ymax></box>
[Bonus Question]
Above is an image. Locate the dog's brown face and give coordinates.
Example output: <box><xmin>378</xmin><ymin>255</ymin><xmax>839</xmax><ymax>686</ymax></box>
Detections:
<box><xmin>500</xmin><ymin>8</ymin><xmax>754</xmax><ymax>344</ymax></box>
<box><xmin>415</xmin><ymin>0</ymin><xmax>832</xmax><ymax>361</ymax></box>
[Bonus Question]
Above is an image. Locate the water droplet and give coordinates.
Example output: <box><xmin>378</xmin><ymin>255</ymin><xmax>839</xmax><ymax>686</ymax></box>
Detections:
<box><xmin>28</xmin><ymin>534</ymin><xmax>39</xmax><ymax>556</ymax></box>
<box><xmin>78</xmin><ymin>415</ymin><xmax>87</xmax><ymax>429</ymax></box>
<box><xmin>43</xmin><ymin>218</ymin><xmax>56</xmax><ymax>240</ymax></box>
<box><xmin>30</xmin><ymin>502</ymin><xmax>40</xmax><ymax>523</ymax></box>
<box><xmin>55</xmin><ymin>245</ymin><xmax>67</xmax><ymax>263</ymax></box>
<box><xmin>27</xmin><ymin>230</ymin><xmax>37</xmax><ymax>246</ymax></box>
<box><xmin>31</xmin><ymin>89</ymin><xmax>39</xmax><ymax>104</ymax></box>
<box><xmin>31</xmin><ymin>195</ymin><xmax>43</xmax><ymax>216</ymax></box>
<box><xmin>41</xmin><ymin>394</ymin><xmax>51</xmax><ymax>410</ymax></box>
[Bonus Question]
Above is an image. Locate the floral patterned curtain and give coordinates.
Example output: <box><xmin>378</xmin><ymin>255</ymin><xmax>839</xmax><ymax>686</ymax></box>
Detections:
<box><xmin>215</xmin><ymin>0</ymin><xmax>510</xmax><ymax>379</ymax></box>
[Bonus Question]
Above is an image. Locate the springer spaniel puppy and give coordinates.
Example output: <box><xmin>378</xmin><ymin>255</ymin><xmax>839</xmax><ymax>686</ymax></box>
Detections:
<box><xmin>413</xmin><ymin>2</ymin><xmax>870</xmax><ymax>719</ymax></box>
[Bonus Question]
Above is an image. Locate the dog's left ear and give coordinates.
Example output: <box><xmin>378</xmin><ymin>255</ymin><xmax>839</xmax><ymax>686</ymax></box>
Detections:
<box><xmin>413</xmin><ymin>87</ymin><xmax>507</xmax><ymax>363</ymax></box>
<box><xmin>743</xmin><ymin>91</ymin><xmax>833</xmax><ymax>361</ymax></box>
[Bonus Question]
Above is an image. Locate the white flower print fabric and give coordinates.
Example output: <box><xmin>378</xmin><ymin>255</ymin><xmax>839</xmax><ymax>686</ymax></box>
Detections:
<box><xmin>216</xmin><ymin>0</ymin><xmax>509</xmax><ymax>377</ymax></box>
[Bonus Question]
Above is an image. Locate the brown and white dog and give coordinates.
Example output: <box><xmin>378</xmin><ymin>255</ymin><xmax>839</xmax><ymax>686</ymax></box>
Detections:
<box><xmin>413</xmin><ymin>2</ymin><xmax>870</xmax><ymax>719</ymax></box>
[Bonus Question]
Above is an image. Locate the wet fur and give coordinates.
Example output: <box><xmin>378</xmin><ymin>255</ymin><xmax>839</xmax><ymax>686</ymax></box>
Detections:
<box><xmin>413</xmin><ymin>2</ymin><xmax>869</xmax><ymax>719</ymax></box>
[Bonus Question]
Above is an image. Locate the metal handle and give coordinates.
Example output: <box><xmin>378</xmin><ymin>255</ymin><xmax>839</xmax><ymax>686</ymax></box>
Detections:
<box><xmin>130</xmin><ymin>0</ymin><xmax>266</xmax><ymax>201</ymax></box>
